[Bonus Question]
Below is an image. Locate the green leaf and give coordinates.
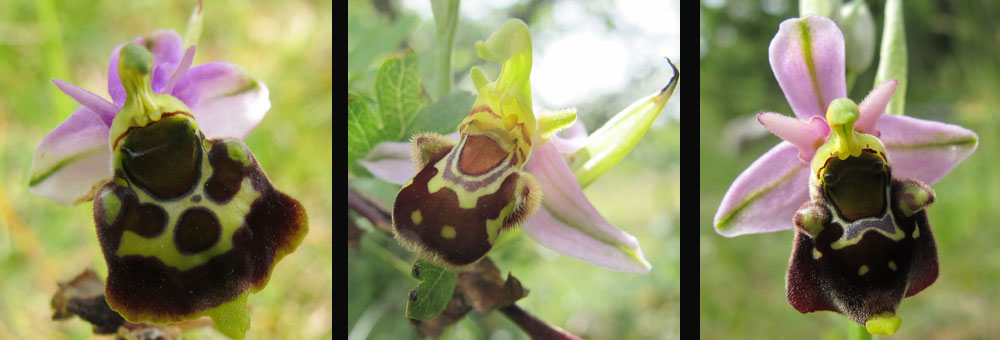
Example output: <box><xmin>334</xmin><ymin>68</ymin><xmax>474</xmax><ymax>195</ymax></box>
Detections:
<box><xmin>402</xmin><ymin>91</ymin><xmax>474</xmax><ymax>138</ymax></box>
<box><xmin>376</xmin><ymin>49</ymin><xmax>428</xmax><ymax>142</ymax></box>
<box><xmin>406</xmin><ymin>260</ymin><xmax>458</xmax><ymax>321</ymax></box>
<box><xmin>347</xmin><ymin>92</ymin><xmax>382</xmax><ymax>176</ymax></box>
<box><xmin>873</xmin><ymin>0</ymin><xmax>906</xmax><ymax>115</ymax></box>
<box><xmin>567</xmin><ymin>59</ymin><xmax>679</xmax><ymax>188</ymax></box>
<box><xmin>348</xmin><ymin>14</ymin><xmax>420</xmax><ymax>74</ymax></box>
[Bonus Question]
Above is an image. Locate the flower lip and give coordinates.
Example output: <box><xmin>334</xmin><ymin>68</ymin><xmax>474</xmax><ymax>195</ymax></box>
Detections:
<box><xmin>819</xmin><ymin>149</ymin><xmax>889</xmax><ymax>222</ymax></box>
<box><xmin>113</xmin><ymin>111</ymin><xmax>196</xmax><ymax>150</ymax></box>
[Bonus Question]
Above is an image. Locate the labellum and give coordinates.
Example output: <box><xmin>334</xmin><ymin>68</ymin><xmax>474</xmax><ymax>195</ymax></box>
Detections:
<box><xmin>392</xmin><ymin>110</ymin><xmax>541</xmax><ymax>269</ymax></box>
<box><xmin>786</xmin><ymin>98</ymin><xmax>937</xmax><ymax>332</ymax></box>
<box><xmin>91</xmin><ymin>44</ymin><xmax>307</xmax><ymax>340</ymax></box>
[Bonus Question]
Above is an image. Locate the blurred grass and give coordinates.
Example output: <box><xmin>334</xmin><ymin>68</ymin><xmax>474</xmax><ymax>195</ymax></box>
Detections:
<box><xmin>701</xmin><ymin>1</ymin><xmax>1000</xmax><ymax>338</ymax></box>
<box><xmin>0</xmin><ymin>0</ymin><xmax>332</xmax><ymax>339</ymax></box>
<box><xmin>348</xmin><ymin>1</ymin><xmax>681</xmax><ymax>339</ymax></box>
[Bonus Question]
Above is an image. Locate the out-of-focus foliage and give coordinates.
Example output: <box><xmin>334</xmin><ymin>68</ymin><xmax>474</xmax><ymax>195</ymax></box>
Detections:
<box><xmin>349</xmin><ymin>0</ymin><xmax>680</xmax><ymax>339</ymax></box>
<box><xmin>0</xmin><ymin>0</ymin><xmax>332</xmax><ymax>339</ymax></box>
<box><xmin>701</xmin><ymin>1</ymin><xmax>1000</xmax><ymax>338</ymax></box>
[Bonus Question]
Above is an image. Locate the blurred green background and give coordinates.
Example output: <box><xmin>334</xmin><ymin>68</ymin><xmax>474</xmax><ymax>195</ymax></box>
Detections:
<box><xmin>0</xmin><ymin>1</ymin><xmax>332</xmax><ymax>339</ymax></box>
<box><xmin>348</xmin><ymin>0</ymin><xmax>680</xmax><ymax>339</ymax></box>
<box><xmin>701</xmin><ymin>1</ymin><xmax>1000</xmax><ymax>338</ymax></box>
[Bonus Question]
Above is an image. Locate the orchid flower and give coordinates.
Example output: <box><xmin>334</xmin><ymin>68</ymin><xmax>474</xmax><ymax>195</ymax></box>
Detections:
<box><xmin>713</xmin><ymin>15</ymin><xmax>977</xmax><ymax>333</ymax></box>
<box><xmin>362</xmin><ymin>19</ymin><xmax>678</xmax><ymax>274</ymax></box>
<box><xmin>28</xmin><ymin>18</ymin><xmax>306</xmax><ymax>340</ymax></box>
<box><xmin>29</xmin><ymin>30</ymin><xmax>269</xmax><ymax>206</ymax></box>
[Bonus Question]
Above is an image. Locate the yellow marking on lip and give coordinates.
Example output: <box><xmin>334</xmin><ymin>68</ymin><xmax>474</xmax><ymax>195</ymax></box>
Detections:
<box><xmin>441</xmin><ymin>226</ymin><xmax>456</xmax><ymax>239</ymax></box>
<box><xmin>411</xmin><ymin>210</ymin><xmax>422</xmax><ymax>225</ymax></box>
<box><xmin>858</xmin><ymin>265</ymin><xmax>869</xmax><ymax>276</ymax></box>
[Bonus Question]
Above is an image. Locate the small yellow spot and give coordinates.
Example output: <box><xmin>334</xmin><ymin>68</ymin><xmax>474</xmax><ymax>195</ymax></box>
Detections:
<box><xmin>411</xmin><ymin>210</ymin><xmax>422</xmax><ymax>225</ymax></box>
<box><xmin>859</xmin><ymin>265</ymin><xmax>869</xmax><ymax>276</ymax></box>
<box><xmin>888</xmin><ymin>261</ymin><xmax>897</xmax><ymax>271</ymax></box>
<box><xmin>441</xmin><ymin>225</ymin><xmax>456</xmax><ymax>239</ymax></box>
<box><xmin>912</xmin><ymin>227</ymin><xmax>920</xmax><ymax>239</ymax></box>
<box><xmin>812</xmin><ymin>248</ymin><xmax>823</xmax><ymax>260</ymax></box>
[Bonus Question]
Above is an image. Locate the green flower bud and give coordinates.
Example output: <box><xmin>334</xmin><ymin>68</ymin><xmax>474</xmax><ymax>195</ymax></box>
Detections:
<box><xmin>838</xmin><ymin>0</ymin><xmax>876</xmax><ymax>75</ymax></box>
<box><xmin>800</xmin><ymin>0</ymin><xmax>843</xmax><ymax>19</ymax></box>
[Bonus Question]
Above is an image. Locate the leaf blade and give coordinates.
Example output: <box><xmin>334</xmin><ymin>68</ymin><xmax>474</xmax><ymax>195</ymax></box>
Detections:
<box><xmin>376</xmin><ymin>49</ymin><xmax>427</xmax><ymax>142</ymax></box>
<box><xmin>406</xmin><ymin>260</ymin><xmax>458</xmax><ymax>321</ymax></box>
<box><xmin>347</xmin><ymin>92</ymin><xmax>382</xmax><ymax>176</ymax></box>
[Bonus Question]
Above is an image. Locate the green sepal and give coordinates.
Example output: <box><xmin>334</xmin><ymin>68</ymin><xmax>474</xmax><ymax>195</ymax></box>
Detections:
<box><xmin>406</xmin><ymin>260</ymin><xmax>458</xmax><ymax>321</ymax></box>
<box><xmin>567</xmin><ymin>58</ymin><xmax>679</xmax><ymax>188</ymax></box>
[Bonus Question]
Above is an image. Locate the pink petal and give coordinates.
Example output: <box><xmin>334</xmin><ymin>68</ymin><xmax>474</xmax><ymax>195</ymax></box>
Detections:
<box><xmin>715</xmin><ymin>142</ymin><xmax>810</xmax><ymax>237</ymax></box>
<box><xmin>171</xmin><ymin>62</ymin><xmax>270</xmax><ymax>139</ymax></box>
<box><xmin>877</xmin><ymin>114</ymin><xmax>978</xmax><ymax>185</ymax></box>
<box><xmin>163</xmin><ymin>46</ymin><xmax>196</xmax><ymax>94</ymax></box>
<box><xmin>144</xmin><ymin>30</ymin><xmax>185</xmax><ymax>93</ymax></box>
<box><xmin>107</xmin><ymin>44</ymin><xmax>126</xmax><ymax>105</ymax></box>
<box><xmin>362</xmin><ymin>133</ymin><xmax>459</xmax><ymax>185</ymax></box>
<box><xmin>856</xmin><ymin>79</ymin><xmax>897</xmax><ymax>136</ymax></box>
<box><xmin>28</xmin><ymin>108</ymin><xmax>112</xmax><ymax>206</ymax></box>
<box><xmin>769</xmin><ymin>15</ymin><xmax>847</xmax><ymax>120</ymax></box>
<box><xmin>523</xmin><ymin>142</ymin><xmax>651</xmax><ymax>273</ymax></box>
<box><xmin>549</xmin><ymin>120</ymin><xmax>589</xmax><ymax>156</ymax></box>
<box><xmin>756</xmin><ymin>112</ymin><xmax>829</xmax><ymax>161</ymax></box>
<box><xmin>358</xmin><ymin>141</ymin><xmax>418</xmax><ymax>186</ymax></box>
<box><xmin>51</xmin><ymin>79</ymin><xmax>118</xmax><ymax>126</ymax></box>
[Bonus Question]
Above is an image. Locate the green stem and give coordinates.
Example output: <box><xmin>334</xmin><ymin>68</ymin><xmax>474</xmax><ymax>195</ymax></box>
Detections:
<box><xmin>430</xmin><ymin>0</ymin><xmax>460</xmax><ymax>100</ymax></box>
<box><xmin>360</xmin><ymin>234</ymin><xmax>413</xmax><ymax>278</ymax></box>
<box><xmin>849</xmin><ymin>320</ymin><xmax>873</xmax><ymax>340</ymax></box>
<box><xmin>846</xmin><ymin>71</ymin><xmax>857</xmax><ymax>94</ymax></box>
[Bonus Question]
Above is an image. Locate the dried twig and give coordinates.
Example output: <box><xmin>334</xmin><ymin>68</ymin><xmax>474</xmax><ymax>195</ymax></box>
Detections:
<box><xmin>347</xmin><ymin>188</ymin><xmax>392</xmax><ymax>233</ymax></box>
<box><xmin>500</xmin><ymin>304</ymin><xmax>585</xmax><ymax>340</ymax></box>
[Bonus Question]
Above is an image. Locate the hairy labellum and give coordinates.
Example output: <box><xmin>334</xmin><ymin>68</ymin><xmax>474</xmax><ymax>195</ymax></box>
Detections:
<box><xmin>788</xmin><ymin>148</ymin><xmax>938</xmax><ymax>325</ymax></box>
<box><xmin>90</xmin><ymin>44</ymin><xmax>307</xmax><ymax>340</ymax></box>
<box><xmin>392</xmin><ymin>107</ymin><xmax>541</xmax><ymax>269</ymax></box>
